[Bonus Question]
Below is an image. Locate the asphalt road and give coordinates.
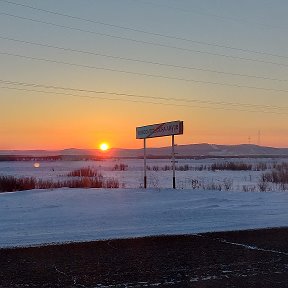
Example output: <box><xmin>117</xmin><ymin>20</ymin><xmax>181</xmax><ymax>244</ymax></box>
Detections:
<box><xmin>1</xmin><ymin>228</ymin><xmax>288</xmax><ymax>287</ymax></box>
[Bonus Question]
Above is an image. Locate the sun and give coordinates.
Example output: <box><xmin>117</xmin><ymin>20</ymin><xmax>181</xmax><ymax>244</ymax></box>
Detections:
<box><xmin>99</xmin><ymin>143</ymin><xmax>109</xmax><ymax>151</ymax></box>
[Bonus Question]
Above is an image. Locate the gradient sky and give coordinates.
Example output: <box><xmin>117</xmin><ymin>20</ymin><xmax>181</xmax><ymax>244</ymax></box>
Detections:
<box><xmin>1</xmin><ymin>0</ymin><xmax>288</xmax><ymax>149</ymax></box>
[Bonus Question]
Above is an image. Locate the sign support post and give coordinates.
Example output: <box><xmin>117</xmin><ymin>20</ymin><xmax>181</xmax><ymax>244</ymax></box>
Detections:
<box><xmin>172</xmin><ymin>135</ymin><xmax>176</xmax><ymax>189</ymax></box>
<box><xmin>144</xmin><ymin>138</ymin><xmax>147</xmax><ymax>189</ymax></box>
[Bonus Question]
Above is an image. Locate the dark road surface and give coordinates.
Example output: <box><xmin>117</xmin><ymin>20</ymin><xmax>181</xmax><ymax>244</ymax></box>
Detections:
<box><xmin>1</xmin><ymin>228</ymin><xmax>288</xmax><ymax>287</ymax></box>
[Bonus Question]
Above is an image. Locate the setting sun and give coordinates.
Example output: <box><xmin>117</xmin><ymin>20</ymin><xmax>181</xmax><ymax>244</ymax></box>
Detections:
<box><xmin>99</xmin><ymin>143</ymin><xmax>109</xmax><ymax>151</ymax></box>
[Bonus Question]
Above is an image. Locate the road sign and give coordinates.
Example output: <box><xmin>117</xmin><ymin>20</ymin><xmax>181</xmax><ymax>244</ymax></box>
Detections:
<box><xmin>136</xmin><ymin>120</ymin><xmax>184</xmax><ymax>189</ymax></box>
<box><xmin>136</xmin><ymin>120</ymin><xmax>183</xmax><ymax>139</ymax></box>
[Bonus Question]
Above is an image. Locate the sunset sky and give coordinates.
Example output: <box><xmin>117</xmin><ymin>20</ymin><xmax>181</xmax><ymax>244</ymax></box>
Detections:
<box><xmin>1</xmin><ymin>0</ymin><xmax>288</xmax><ymax>150</ymax></box>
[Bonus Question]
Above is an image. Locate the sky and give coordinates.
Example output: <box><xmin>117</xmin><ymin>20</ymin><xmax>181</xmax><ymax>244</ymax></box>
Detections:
<box><xmin>0</xmin><ymin>0</ymin><xmax>288</xmax><ymax>150</ymax></box>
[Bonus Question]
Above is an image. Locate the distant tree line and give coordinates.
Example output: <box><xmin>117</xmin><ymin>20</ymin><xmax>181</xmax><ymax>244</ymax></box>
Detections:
<box><xmin>0</xmin><ymin>156</ymin><xmax>61</xmax><ymax>161</ymax></box>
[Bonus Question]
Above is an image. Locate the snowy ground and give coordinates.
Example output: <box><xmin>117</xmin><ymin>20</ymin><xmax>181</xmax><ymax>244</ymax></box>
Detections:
<box><xmin>0</xmin><ymin>158</ymin><xmax>282</xmax><ymax>190</ymax></box>
<box><xmin>0</xmin><ymin>158</ymin><xmax>287</xmax><ymax>248</ymax></box>
<box><xmin>1</xmin><ymin>187</ymin><xmax>288</xmax><ymax>248</ymax></box>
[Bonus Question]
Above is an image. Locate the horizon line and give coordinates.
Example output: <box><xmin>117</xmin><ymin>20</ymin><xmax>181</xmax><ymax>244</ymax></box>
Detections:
<box><xmin>1</xmin><ymin>143</ymin><xmax>288</xmax><ymax>151</ymax></box>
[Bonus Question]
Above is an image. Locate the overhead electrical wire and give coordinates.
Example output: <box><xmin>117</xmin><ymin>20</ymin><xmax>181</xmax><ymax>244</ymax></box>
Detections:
<box><xmin>1</xmin><ymin>79</ymin><xmax>287</xmax><ymax>113</ymax></box>
<box><xmin>1</xmin><ymin>35</ymin><xmax>288</xmax><ymax>83</ymax></box>
<box><xmin>1</xmin><ymin>12</ymin><xmax>288</xmax><ymax>69</ymax></box>
<box><xmin>2</xmin><ymin>51</ymin><xmax>288</xmax><ymax>95</ymax></box>
<box><xmin>138</xmin><ymin>0</ymin><xmax>286</xmax><ymax>31</ymax></box>
<box><xmin>0</xmin><ymin>2</ymin><xmax>287</xmax><ymax>117</ymax></box>
<box><xmin>1</xmin><ymin>85</ymin><xmax>287</xmax><ymax>115</ymax></box>
<box><xmin>0</xmin><ymin>0</ymin><xmax>287</xmax><ymax>60</ymax></box>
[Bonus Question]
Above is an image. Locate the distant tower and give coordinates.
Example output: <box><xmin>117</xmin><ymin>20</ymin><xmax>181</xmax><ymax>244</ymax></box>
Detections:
<box><xmin>257</xmin><ymin>130</ymin><xmax>261</xmax><ymax>146</ymax></box>
<box><xmin>248</xmin><ymin>136</ymin><xmax>251</xmax><ymax>145</ymax></box>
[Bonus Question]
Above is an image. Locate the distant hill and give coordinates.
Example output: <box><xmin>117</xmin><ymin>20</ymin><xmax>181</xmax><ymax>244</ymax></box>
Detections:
<box><xmin>0</xmin><ymin>144</ymin><xmax>288</xmax><ymax>159</ymax></box>
<box><xmin>113</xmin><ymin>144</ymin><xmax>288</xmax><ymax>158</ymax></box>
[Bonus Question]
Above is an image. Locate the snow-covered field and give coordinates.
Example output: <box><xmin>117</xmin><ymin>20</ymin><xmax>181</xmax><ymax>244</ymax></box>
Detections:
<box><xmin>0</xmin><ymin>158</ymin><xmax>287</xmax><ymax>248</ymax></box>
<box><xmin>0</xmin><ymin>158</ymin><xmax>282</xmax><ymax>190</ymax></box>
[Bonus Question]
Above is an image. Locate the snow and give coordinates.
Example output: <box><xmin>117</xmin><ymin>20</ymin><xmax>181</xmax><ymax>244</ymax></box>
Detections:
<box><xmin>0</xmin><ymin>158</ymin><xmax>279</xmax><ymax>189</ymax></box>
<box><xmin>0</xmin><ymin>158</ymin><xmax>287</xmax><ymax>248</ymax></box>
<box><xmin>1</xmin><ymin>187</ymin><xmax>288</xmax><ymax>248</ymax></box>
<box><xmin>218</xmin><ymin>239</ymin><xmax>288</xmax><ymax>256</ymax></box>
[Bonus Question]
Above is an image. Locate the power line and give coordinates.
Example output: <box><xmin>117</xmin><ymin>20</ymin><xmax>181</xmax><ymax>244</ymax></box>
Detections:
<box><xmin>2</xmin><ymin>51</ymin><xmax>288</xmax><ymax>94</ymax></box>
<box><xmin>1</xmin><ymin>79</ymin><xmax>287</xmax><ymax>112</ymax></box>
<box><xmin>5</xmin><ymin>84</ymin><xmax>288</xmax><ymax>116</ymax></box>
<box><xmin>2</xmin><ymin>85</ymin><xmax>287</xmax><ymax>115</ymax></box>
<box><xmin>139</xmin><ymin>0</ymin><xmax>286</xmax><ymax>31</ymax></box>
<box><xmin>1</xmin><ymin>0</ymin><xmax>287</xmax><ymax>60</ymax></box>
<box><xmin>1</xmin><ymin>12</ymin><xmax>288</xmax><ymax>68</ymax></box>
<box><xmin>1</xmin><ymin>35</ymin><xmax>288</xmax><ymax>83</ymax></box>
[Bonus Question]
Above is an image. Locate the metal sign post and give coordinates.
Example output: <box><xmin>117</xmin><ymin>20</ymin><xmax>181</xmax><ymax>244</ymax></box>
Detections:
<box><xmin>144</xmin><ymin>138</ymin><xmax>147</xmax><ymax>189</ymax></box>
<box><xmin>136</xmin><ymin>120</ymin><xmax>183</xmax><ymax>189</ymax></box>
<box><xmin>172</xmin><ymin>135</ymin><xmax>176</xmax><ymax>189</ymax></box>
